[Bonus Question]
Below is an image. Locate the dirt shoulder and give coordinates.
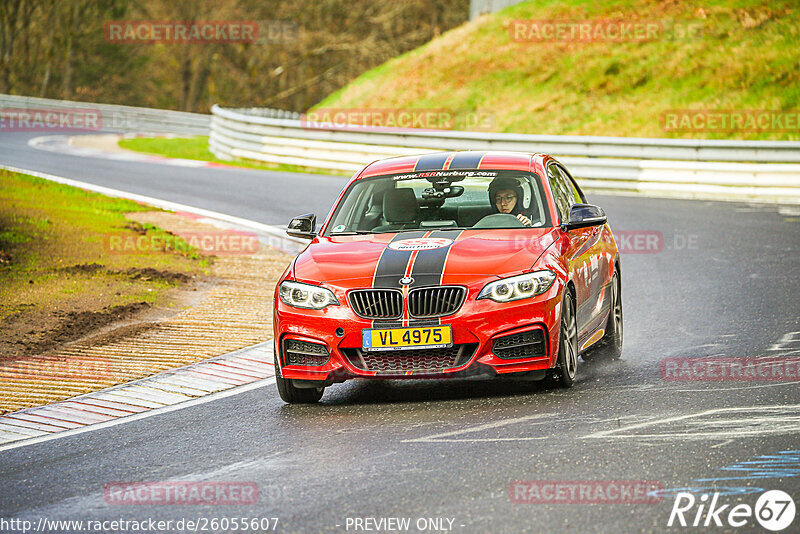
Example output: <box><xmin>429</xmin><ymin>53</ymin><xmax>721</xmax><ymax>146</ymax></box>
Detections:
<box><xmin>0</xmin><ymin>170</ymin><xmax>291</xmax><ymax>414</ymax></box>
<box><xmin>0</xmin><ymin>170</ymin><xmax>212</xmax><ymax>359</ymax></box>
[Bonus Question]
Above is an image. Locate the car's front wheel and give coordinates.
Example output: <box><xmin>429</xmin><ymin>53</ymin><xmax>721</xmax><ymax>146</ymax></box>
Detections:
<box><xmin>552</xmin><ymin>289</ymin><xmax>577</xmax><ymax>388</ymax></box>
<box><xmin>274</xmin><ymin>353</ymin><xmax>324</xmax><ymax>404</ymax></box>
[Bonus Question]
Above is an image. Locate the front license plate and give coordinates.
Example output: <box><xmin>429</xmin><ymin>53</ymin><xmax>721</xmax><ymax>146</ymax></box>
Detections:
<box><xmin>362</xmin><ymin>325</ymin><xmax>452</xmax><ymax>351</ymax></box>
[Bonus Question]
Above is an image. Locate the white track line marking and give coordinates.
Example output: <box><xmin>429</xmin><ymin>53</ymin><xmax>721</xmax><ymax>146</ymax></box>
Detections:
<box><xmin>0</xmin><ymin>164</ymin><xmax>306</xmax><ymax>255</ymax></box>
<box><xmin>768</xmin><ymin>331</ymin><xmax>800</xmax><ymax>351</ymax></box>
<box><xmin>0</xmin><ymin>341</ymin><xmax>277</xmax><ymax>450</ymax></box>
<box><xmin>29</xmin><ymin>135</ymin><xmax>211</xmax><ymax>167</ymax></box>
<box><xmin>0</xmin><ymin>377</ymin><xmax>275</xmax><ymax>453</ymax></box>
<box><xmin>582</xmin><ymin>404</ymin><xmax>800</xmax><ymax>441</ymax></box>
<box><xmin>710</xmin><ymin>439</ymin><xmax>735</xmax><ymax>449</ymax></box>
<box><xmin>668</xmin><ymin>380</ymin><xmax>800</xmax><ymax>392</ymax></box>
<box><xmin>403</xmin><ymin>414</ymin><xmax>556</xmax><ymax>443</ymax></box>
<box><xmin>605</xmin><ymin>380</ymin><xmax>800</xmax><ymax>393</ymax></box>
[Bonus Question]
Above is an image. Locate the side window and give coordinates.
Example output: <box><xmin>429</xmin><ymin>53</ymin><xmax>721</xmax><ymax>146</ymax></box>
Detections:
<box><xmin>546</xmin><ymin>164</ymin><xmax>571</xmax><ymax>223</ymax></box>
<box><xmin>556</xmin><ymin>165</ymin><xmax>585</xmax><ymax>203</ymax></box>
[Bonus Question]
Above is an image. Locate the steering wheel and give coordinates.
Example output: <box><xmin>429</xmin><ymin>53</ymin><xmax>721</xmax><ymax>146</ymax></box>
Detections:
<box><xmin>472</xmin><ymin>213</ymin><xmax>526</xmax><ymax>229</ymax></box>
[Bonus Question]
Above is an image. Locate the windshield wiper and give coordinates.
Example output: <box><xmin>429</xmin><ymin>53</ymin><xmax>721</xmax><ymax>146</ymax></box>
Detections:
<box><xmin>330</xmin><ymin>230</ymin><xmax>374</xmax><ymax>235</ymax></box>
<box><xmin>333</xmin><ymin>227</ymin><xmax>470</xmax><ymax>236</ymax></box>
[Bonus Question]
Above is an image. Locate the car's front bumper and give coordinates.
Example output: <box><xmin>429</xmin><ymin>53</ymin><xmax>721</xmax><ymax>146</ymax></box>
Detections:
<box><xmin>273</xmin><ymin>282</ymin><xmax>563</xmax><ymax>383</ymax></box>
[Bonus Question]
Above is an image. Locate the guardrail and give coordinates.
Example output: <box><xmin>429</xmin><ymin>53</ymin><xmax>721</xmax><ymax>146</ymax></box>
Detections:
<box><xmin>1</xmin><ymin>94</ymin><xmax>209</xmax><ymax>135</ymax></box>
<box><xmin>210</xmin><ymin>105</ymin><xmax>800</xmax><ymax>204</ymax></box>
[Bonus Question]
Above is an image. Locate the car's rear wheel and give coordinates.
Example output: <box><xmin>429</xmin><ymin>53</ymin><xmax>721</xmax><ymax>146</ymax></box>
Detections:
<box><xmin>274</xmin><ymin>352</ymin><xmax>324</xmax><ymax>404</ymax></box>
<box><xmin>552</xmin><ymin>289</ymin><xmax>577</xmax><ymax>388</ymax></box>
<box><xmin>584</xmin><ymin>270</ymin><xmax>623</xmax><ymax>361</ymax></box>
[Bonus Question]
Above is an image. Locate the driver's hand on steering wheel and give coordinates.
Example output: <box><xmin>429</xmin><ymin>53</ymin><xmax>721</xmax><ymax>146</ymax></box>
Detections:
<box><xmin>516</xmin><ymin>214</ymin><xmax>533</xmax><ymax>227</ymax></box>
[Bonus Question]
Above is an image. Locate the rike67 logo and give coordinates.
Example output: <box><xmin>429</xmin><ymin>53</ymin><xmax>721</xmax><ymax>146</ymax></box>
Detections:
<box><xmin>668</xmin><ymin>490</ymin><xmax>796</xmax><ymax>531</ymax></box>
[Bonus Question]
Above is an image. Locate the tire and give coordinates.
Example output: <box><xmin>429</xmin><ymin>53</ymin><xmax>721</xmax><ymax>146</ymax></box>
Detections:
<box><xmin>274</xmin><ymin>352</ymin><xmax>324</xmax><ymax>404</ymax></box>
<box><xmin>552</xmin><ymin>288</ymin><xmax>578</xmax><ymax>388</ymax></box>
<box><xmin>585</xmin><ymin>270</ymin><xmax>623</xmax><ymax>361</ymax></box>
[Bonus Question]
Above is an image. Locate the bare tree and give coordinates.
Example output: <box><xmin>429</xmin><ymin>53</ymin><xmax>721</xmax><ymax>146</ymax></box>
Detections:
<box><xmin>0</xmin><ymin>0</ymin><xmax>469</xmax><ymax>112</ymax></box>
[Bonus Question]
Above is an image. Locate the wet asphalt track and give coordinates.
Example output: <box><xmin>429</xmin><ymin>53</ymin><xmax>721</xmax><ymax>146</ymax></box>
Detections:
<box><xmin>1</xmin><ymin>132</ymin><xmax>799</xmax><ymax>533</ymax></box>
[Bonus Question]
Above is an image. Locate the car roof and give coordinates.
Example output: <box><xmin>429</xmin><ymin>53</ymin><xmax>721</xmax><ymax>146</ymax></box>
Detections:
<box><xmin>319</xmin><ymin>151</ymin><xmax>563</xmax><ymax>234</ymax></box>
<box><xmin>358</xmin><ymin>151</ymin><xmax>550</xmax><ymax>179</ymax></box>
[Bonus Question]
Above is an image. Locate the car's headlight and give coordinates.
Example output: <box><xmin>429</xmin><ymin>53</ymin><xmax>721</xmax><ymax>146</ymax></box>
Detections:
<box><xmin>279</xmin><ymin>281</ymin><xmax>339</xmax><ymax>309</ymax></box>
<box><xmin>477</xmin><ymin>271</ymin><xmax>556</xmax><ymax>303</ymax></box>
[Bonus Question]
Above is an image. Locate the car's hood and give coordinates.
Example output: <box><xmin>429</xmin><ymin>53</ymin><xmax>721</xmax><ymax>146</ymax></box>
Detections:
<box><xmin>293</xmin><ymin>229</ymin><xmax>558</xmax><ymax>287</ymax></box>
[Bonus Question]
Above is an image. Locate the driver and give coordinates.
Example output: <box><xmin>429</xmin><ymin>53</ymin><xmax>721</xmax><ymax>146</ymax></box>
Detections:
<box><xmin>488</xmin><ymin>176</ymin><xmax>533</xmax><ymax>227</ymax></box>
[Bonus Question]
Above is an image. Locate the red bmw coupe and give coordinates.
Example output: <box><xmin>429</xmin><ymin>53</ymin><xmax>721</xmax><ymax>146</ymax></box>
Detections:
<box><xmin>273</xmin><ymin>151</ymin><xmax>622</xmax><ymax>403</ymax></box>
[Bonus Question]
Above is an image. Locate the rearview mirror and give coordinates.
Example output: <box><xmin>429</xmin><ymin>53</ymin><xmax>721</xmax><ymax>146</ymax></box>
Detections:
<box><xmin>287</xmin><ymin>213</ymin><xmax>317</xmax><ymax>239</ymax></box>
<box><xmin>563</xmin><ymin>204</ymin><xmax>607</xmax><ymax>231</ymax></box>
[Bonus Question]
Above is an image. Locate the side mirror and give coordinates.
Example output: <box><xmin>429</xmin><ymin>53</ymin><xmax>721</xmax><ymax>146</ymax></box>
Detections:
<box><xmin>563</xmin><ymin>204</ymin><xmax>607</xmax><ymax>231</ymax></box>
<box><xmin>287</xmin><ymin>213</ymin><xmax>317</xmax><ymax>239</ymax></box>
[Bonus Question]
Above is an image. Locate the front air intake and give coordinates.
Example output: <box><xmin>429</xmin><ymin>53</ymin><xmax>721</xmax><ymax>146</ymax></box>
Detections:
<box><xmin>342</xmin><ymin>344</ymin><xmax>477</xmax><ymax>375</ymax></box>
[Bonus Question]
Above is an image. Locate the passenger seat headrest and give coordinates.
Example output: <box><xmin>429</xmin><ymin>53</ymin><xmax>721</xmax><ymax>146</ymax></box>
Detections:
<box><xmin>383</xmin><ymin>188</ymin><xmax>419</xmax><ymax>223</ymax></box>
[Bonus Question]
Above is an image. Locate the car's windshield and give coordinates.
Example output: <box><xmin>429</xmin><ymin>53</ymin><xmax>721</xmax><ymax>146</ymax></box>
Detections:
<box><xmin>323</xmin><ymin>169</ymin><xmax>551</xmax><ymax>236</ymax></box>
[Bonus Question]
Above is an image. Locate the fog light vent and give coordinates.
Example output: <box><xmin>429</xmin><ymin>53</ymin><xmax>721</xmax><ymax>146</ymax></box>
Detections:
<box><xmin>284</xmin><ymin>339</ymin><xmax>330</xmax><ymax>366</ymax></box>
<box><xmin>492</xmin><ymin>330</ymin><xmax>546</xmax><ymax>360</ymax></box>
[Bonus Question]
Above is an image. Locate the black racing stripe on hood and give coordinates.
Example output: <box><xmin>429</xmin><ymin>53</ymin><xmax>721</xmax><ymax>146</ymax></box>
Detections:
<box><xmin>372</xmin><ymin>231</ymin><xmax>427</xmax><ymax>288</ymax></box>
<box><xmin>409</xmin><ymin>230</ymin><xmax>463</xmax><ymax>288</ymax></box>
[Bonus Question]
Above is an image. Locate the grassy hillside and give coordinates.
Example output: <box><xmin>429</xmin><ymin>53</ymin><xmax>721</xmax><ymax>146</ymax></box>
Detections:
<box><xmin>315</xmin><ymin>0</ymin><xmax>799</xmax><ymax>140</ymax></box>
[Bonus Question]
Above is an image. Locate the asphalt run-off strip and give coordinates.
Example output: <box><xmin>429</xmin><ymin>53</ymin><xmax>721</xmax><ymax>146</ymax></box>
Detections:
<box><xmin>29</xmin><ymin>134</ymin><xmax>223</xmax><ymax>169</ymax></box>
<box><xmin>0</xmin><ymin>342</ymin><xmax>276</xmax><ymax>451</ymax></box>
